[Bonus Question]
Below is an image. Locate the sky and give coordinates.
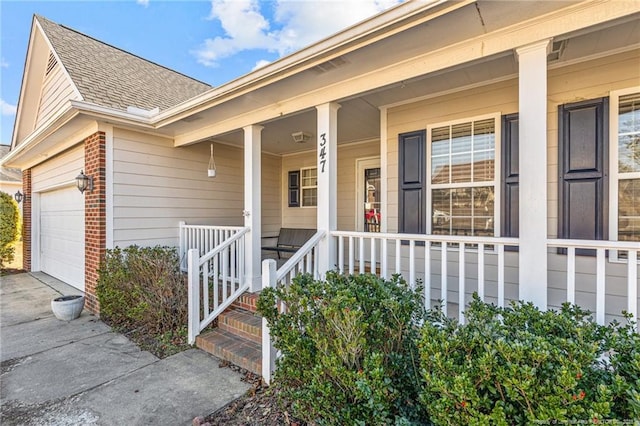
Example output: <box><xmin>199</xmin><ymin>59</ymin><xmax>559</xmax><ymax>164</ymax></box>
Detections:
<box><xmin>0</xmin><ymin>0</ymin><xmax>403</xmax><ymax>146</ymax></box>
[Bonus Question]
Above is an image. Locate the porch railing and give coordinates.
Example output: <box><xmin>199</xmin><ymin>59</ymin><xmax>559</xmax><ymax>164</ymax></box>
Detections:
<box><xmin>547</xmin><ymin>239</ymin><xmax>639</xmax><ymax>327</ymax></box>
<box><xmin>332</xmin><ymin>231</ymin><xmax>519</xmax><ymax>323</ymax></box>
<box><xmin>187</xmin><ymin>227</ymin><xmax>249</xmax><ymax>344</ymax></box>
<box><xmin>261</xmin><ymin>230</ymin><xmax>325</xmax><ymax>384</ymax></box>
<box><xmin>179</xmin><ymin>221</ymin><xmax>246</xmax><ymax>271</ymax></box>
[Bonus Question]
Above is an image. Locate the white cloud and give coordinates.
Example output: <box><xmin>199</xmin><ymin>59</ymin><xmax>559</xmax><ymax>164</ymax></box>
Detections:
<box><xmin>1</xmin><ymin>99</ymin><xmax>17</xmax><ymax>116</ymax></box>
<box><xmin>252</xmin><ymin>59</ymin><xmax>271</xmax><ymax>71</ymax></box>
<box><xmin>136</xmin><ymin>0</ymin><xmax>149</xmax><ymax>7</ymax></box>
<box><xmin>1</xmin><ymin>57</ymin><xmax>8</xmax><ymax>68</ymax></box>
<box><xmin>193</xmin><ymin>0</ymin><xmax>402</xmax><ymax>67</ymax></box>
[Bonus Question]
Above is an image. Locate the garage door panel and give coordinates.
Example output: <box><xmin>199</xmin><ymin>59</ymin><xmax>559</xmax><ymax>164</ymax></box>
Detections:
<box><xmin>40</xmin><ymin>188</ymin><xmax>84</xmax><ymax>291</ymax></box>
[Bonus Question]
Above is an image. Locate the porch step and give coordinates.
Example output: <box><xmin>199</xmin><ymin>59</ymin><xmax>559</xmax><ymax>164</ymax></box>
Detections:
<box><xmin>230</xmin><ymin>291</ymin><xmax>260</xmax><ymax>313</ymax></box>
<box><xmin>196</xmin><ymin>328</ymin><xmax>262</xmax><ymax>375</ymax></box>
<box><xmin>218</xmin><ymin>307</ymin><xmax>262</xmax><ymax>344</ymax></box>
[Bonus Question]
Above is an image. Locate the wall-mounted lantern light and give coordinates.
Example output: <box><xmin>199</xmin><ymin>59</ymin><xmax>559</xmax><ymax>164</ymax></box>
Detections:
<box><xmin>75</xmin><ymin>170</ymin><xmax>93</xmax><ymax>193</ymax></box>
<box><xmin>14</xmin><ymin>190</ymin><xmax>23</xmax><ymax>203</ymax></box>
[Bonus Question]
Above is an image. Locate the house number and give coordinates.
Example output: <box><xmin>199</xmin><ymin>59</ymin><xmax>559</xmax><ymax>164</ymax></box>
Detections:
<box><xmin>319</xmin><ymin>133</ymin><xmax>327</xmax><ymax>173</ymax></box>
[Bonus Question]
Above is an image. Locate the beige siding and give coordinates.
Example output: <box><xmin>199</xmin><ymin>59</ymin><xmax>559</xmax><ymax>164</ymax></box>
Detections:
<box><xmin>32</xmin><ymin>145</ymin><xmax>84</xmax><ymax>192</ymax></box>
<box><xmin>262</xmin><ymin>153</ymin><xmax>282</xmax><ymax>237</ymax></box>
<box><xmin>385</xmin><ymin>50</ymin><xmax>640</xmax><ymax>321</ymax></box>
<box><xmin>35</xmin><ymin>62</ymin><xmax>78</xmax><ymax>129</ymax></box>
<box><xmin>280</xmin><ymin>140</ymin><xmax>380</xmax><ymax>231</ymax></box>
<box><xmin>113</xmin><ymin>129</ymin><xmax>244</xmax><ymax>247</ymax></box>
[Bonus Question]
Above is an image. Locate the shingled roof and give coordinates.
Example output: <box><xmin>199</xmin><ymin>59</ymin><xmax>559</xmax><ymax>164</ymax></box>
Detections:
<box><xmin>0</xmin><ymin>146</ymin><xmax>22</xmax><ymax>182</ymax></box>
<box><xmin>36</xmin><ymin>15</ymin><xmax>212</xmax><ymax>112</ymax></box>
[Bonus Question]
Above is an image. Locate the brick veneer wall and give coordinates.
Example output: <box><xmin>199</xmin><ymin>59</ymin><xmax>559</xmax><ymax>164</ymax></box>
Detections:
<box><xmin>84</xmin><ymin>131</ymin><xmax>106</xmax><ymax>314</ymax></box>
<box><xmin>22</xmin><ymin>169</ymin><xmax>32</xmax><ymax>271</ymax></box>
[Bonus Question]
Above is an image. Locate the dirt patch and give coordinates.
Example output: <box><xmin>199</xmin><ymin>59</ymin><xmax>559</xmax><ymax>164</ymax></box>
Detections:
<box><xmin>203</xmin><ymin>362</ymin><xmax>305</xmax><ymax>426</ymax></box>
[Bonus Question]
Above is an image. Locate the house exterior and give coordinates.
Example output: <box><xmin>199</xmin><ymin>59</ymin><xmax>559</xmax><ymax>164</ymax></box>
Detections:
<box><xmin>2</xmin><ymin>1</ymin><xmax>638</xmax><ymax>380</ymax></box>
<box><xmin>0</xmin><ymin>145</ymin><xmax>23</xmax><ymax>213</ymax></box>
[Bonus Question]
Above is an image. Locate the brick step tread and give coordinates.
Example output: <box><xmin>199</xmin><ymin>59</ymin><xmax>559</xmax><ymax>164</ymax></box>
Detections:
<box><xmin>218</xmin><ymin>307</ymin><xmax>262</xmax><ymax>343</ymax></box>
<box><xmin>196</xmin><ymin>328</ymin><xmax>261</xmax><ymax>375</ymax></box>
<box><xmin>231</xmin><ymin>292</ymin><xmax>260</xmax><ymax>313</ymax></box>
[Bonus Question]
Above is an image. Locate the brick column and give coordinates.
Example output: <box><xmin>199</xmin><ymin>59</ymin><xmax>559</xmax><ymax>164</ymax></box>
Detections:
<box><xmin>84</xmin><ymin>132</ymin><xmax>106</xmax><ymax>314</ymax></box>
<box><xmin>22</xmin><ymin>169</ymin><xmax>31</xmax><ymax>271</ymax></box>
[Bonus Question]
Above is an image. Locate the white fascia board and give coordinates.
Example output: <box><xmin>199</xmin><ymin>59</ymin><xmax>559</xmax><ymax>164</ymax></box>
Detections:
<box><xmin>152</xmin><ymin>0</ymin><xmax>457</xmax><ymax>126</ymax></box>
<box><xmin>69</xmin><ymin>100</ymin><xmax>156</xmax><ymax>126</ymax></box>
<box><xmin>1</xmin><ymin>102</ymin><xmax>77</xmax><ymax>169</ymax></box>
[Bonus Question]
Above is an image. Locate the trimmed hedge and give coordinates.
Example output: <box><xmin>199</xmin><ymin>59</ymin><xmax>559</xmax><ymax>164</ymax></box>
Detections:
<box><xmin>0</xmin><ymin>191</ymin><xmax>20</xmax><ymax>268</ymax></box>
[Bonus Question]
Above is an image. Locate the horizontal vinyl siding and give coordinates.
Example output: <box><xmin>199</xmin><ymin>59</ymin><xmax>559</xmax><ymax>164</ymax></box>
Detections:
<box><xmin>35</xmin><ymin>63</ymin><xmax>78</xmax><ymax>129</ymax></box>
<box><xmin>281</xmin><ymin>151</ymin><xmax>318</xmax><ymax>229</ymax></box>
<box><xmin>32</xmin><ymin>145</ymin><xmax>84</xmax><ymax>192</ymax></box>
<box><xmin>113</xmin><ymin>129</ymin><xmax>243</xmax><ymax>247</ymax></box>
<box><xmin>386</xmin><ymin>50</ymin><xmax>640</xmax><ymax>322</ymax></box>
<box><xmin>262</xmin><ymin>153</ymin><xmax>282</xmax><ymax>237</ymax></box>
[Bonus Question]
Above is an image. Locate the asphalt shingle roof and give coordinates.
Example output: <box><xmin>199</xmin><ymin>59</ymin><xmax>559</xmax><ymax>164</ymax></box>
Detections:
<box><xmin>36</xmin><ymin>15</ymin><xmax>212</xmax><ymax>113</ymax></box>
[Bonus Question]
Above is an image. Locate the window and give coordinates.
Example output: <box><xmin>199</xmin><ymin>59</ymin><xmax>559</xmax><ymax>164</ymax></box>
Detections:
<box><xmin>611</xmin><ymin>90</ymin><xmax>640</xmax><ymax>243</ymax></box>
<box><xmin>300</xmin><ymin>167</ymin><xmax>317</xmax><ymax>207</ymax></box>
<box><xmin>427</xmin><ymin>115</ymin><xmax>500</xmax><ymax>237</ymax></box>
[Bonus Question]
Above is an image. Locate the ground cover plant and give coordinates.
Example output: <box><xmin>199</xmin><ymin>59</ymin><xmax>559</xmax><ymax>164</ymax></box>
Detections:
<box><xmin>96</xmin><ymin>245</ymin><xmax>189</xmax><ymax>358</ymax></box>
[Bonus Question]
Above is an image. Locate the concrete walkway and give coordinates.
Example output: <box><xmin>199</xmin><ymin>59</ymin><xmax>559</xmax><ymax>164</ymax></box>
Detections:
<box><xmin>0</xmin><ymin>272</ymin><xmax>250</xmax><ymax>425</ymax></box>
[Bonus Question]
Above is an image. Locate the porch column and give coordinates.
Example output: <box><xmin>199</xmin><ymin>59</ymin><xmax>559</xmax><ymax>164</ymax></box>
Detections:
<box><xmin>244</xmin><ymin>125</ymin><xmax>263</xmax><ymax>292</ymax></box>
<box><xmin>316</xmin><ymin>102</ymin><xmax>340</xmax><ymax>276</ymax></box>
<box><xmin>516</xmin><ymin>39</ymin><xmax>551</xmax><ymax>309</ymax></box>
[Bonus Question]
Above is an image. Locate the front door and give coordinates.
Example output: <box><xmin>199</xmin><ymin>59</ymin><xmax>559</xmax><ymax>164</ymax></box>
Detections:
<box><xmin>356</xmin><ymin>158</ymin><xmax>381</xmax><ymax>269</ymax></box>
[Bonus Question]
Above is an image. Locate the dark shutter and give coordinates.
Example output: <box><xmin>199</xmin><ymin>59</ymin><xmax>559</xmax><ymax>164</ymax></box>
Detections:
<box><xmin>398</xmin><ymin>130</ymin><xmax>426</xmax><ymax>234</ymax></box>
<box><xmin>558</xmin><ymin>98</ymin><xmax>608</xmax><ymax>251</ymax></box>
<box><xmin>502</xmin><ymin>114</ymin><xmax>519</xmax><ymax>239</ymax></box>
<box><xmin>288</xmin><ymin>170</ymin><xmax>300</xmax><ymax>207</ymax></box>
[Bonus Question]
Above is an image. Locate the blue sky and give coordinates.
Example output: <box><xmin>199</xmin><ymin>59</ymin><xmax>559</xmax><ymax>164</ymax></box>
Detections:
<box><xmin>0</xmin><ymin>0</ymin><xmax>401</xmax><ymax>146</ymax></box>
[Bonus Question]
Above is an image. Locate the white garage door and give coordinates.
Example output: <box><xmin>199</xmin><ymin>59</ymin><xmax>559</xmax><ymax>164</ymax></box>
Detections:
<box><xmin>40</xmin><ymin>187</ymin><xmax>85</xmax><ymax>291</ymax></box>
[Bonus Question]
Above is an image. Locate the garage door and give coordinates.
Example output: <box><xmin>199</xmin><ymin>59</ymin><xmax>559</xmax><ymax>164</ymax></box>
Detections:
<box><xmin>40</xmin><ymin>187</ymin><xmax>85</xmax><ymax>291</ymax></box>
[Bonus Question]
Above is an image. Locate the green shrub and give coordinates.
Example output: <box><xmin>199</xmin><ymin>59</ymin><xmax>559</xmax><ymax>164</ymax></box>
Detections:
<box><xmin>257</xmin><ymin>272</ymin><xmax>429</xmax><ymax>425</ymax></box>
<box><xmin>96</xmin><ymin>246</ymin><xmax>187</xmax><ymax>336</ymax></box>
<box><xmin>418</xmin><ymin>296</ymin><xmax>640</xmax><ymax>424</ymax></box>
<box><xmin>0</xmin><ymin>191</ymin><xmax>20</xmax><ymax>268</ymax></box>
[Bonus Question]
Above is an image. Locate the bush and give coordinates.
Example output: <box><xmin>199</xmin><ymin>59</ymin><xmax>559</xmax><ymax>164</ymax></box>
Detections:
<box><xmin>96</xmin><ymin>246</ymin><xmax>187</xmax><ymax>337</ymax></box>
<box><xmin>0</xmin><ymin>191</ymin><xmax>20</xmax><ymax>268</ymax></box>
<box><xmin>257</xmin><ymin>272</ymin><xmax>429</xmax><ymax>425</ymax></box>
<box><xmin>418</xmin><ymin>296</ymin><xmax>640</xmax><ymax>424</ymax></box>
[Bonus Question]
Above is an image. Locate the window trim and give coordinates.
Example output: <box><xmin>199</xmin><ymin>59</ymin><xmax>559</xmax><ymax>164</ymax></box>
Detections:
<box><xmin>426</xmin><ymin>113</ymin><xmax>502</xmax><ymax>237</ymax></box>
<box><xmin>300</xmin><ymin>166</ymin><xmax>318</xmax><ymax>208</ymax></box>
<box><xmin>609</xmin><ymin>87</ymin><xmax>640</xmax><ymax>262</ymax></box>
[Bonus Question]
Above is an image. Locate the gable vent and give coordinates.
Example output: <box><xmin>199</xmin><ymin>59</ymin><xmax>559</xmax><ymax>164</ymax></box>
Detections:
<box><xmin>45</xmin><ymin>52</ymin><xmax>57</xmax><ymax>76</ymax></box>
<box><xmin>312</xmin><ymin>56</ymin><xmax>347</xmax><ymax>74</ymax></box>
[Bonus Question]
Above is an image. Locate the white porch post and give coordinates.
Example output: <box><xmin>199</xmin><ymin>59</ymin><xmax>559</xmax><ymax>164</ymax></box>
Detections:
<box><xmin>316</xmin><ymin>102</ymin><xmax>340</xmax><ymax>276</ymax></box>
<box><xmin>516</xmin><ymin>39</ymin><xmax>551</xmax><ymax>309</ymax></box>
<box><xmin>244</xmin><ymin>125</ymin><xmax>263</xmax><ymax>292</ymax></box>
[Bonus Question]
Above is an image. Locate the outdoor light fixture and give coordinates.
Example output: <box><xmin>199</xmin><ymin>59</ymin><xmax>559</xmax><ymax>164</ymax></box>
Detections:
<box><xmin>14</xmin><ymin>190</ymin><xmax>23</xmax><ymax>203</ymax></box>
<box><xmin>291</xmin><ymin>131</ymin><xmax>312</xmax><ymax>143</ymax></box>
<box><xmin>75</xmin><ymin>170</ymin><xmax>93</xmax><ymax>194</ymax></box>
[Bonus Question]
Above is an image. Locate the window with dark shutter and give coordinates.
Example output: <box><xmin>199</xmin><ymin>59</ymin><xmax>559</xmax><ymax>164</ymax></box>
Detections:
<box><xmin>398</xmin><ymin>130</ymin><xmax>426</xmax><ymax>234</ymax></box>
<box><xmin>558</xmin><ymin>98</ymin><xmax>609</xmax><ymax>253</ymax></box>
<box><xmin>288</xmin><ymin>170</ymin><xmax>300</xmax><ymax>207</ymax></box>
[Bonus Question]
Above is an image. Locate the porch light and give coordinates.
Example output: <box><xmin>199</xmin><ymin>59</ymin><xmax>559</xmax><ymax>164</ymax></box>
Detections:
<box><xmin>75</xmin><ymin>170</ymin><xmax>93</xmax><ymax>193</ymax></box>
<box><xmin>292</xmin><ymin>131</ymin><xmax>312</xmax><ymax>143</ymax></box>
<box><xmin>14</xmin><ymin>190</ymin><xmax>23</xmax><ymax>203</ymax></box>
<box><xmin>208</xmin><ymin>144</ymin><xmax>217</xmax><ymax>178</ymax></box>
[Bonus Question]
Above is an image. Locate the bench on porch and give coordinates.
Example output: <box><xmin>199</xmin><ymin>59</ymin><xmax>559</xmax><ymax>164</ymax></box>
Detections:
<box><xmin>261</xmin><ymin>228</ymin><xmax>316</xmax><ymax>259</ymax></box>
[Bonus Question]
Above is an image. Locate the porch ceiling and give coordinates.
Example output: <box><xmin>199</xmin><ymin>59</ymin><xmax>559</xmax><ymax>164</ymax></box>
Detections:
<box><xmin>163</xmin><ymin>4</ymin><xmax>639</xmax><ymax>155</ymax></box>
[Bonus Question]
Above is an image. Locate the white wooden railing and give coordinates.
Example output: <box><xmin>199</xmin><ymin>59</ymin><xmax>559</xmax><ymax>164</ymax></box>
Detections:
<box><xmin>187</xmin><ymin>227</ymin><xmax>249</xmax><ymax>344</ymax></box>
<box><xmin>547</xmin><ymin>239</ymin><xmax>639</xmax><ymax>327</ymax></box>
<box><xmin>261</xmin><ymin>230</ymin><xmax>325</xmax><ymax>384</ymax></box>
<box><xmin>332</xmin><ymin>231</ymin><xmax>519</xmax><ymax>323</ymax></box>
<box><xmin>179</xmin><ymin>222</ymin><xmax>246</xmax><ymax>271</ymax></box>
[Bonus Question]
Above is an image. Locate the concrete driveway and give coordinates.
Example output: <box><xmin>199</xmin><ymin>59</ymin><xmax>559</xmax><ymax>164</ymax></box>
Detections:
<box><xmin>0</xmin><ymin>272</ymin><xmax>250</xmax><ymax>425</ymax></box>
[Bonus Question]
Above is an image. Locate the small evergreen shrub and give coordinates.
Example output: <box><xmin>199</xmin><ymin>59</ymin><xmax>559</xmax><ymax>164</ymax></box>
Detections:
<box><xmin>0</xmin><ymin>191</ymin><xmax>20</xmax><ymax>268</ymax></box>
<box><xmin>257</xmin><ymin>272</ymin><xmax>429</xmax><ymax>425</ymax></box>
<box><xmin>418</xmin><ymin>296</ymin><xmax>640</xmax><ymax>424</ymax></box>
<box><xmin>97</xmin><ymin>246</ymin><xmax>187</xmax><ymax>337</ymax></box>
